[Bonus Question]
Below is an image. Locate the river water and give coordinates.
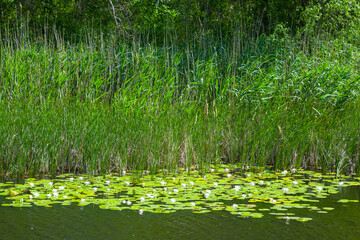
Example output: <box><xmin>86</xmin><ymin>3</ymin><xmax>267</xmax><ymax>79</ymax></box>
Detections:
<box><xmin>1</xmin><ymin>186</ymin><xmax>359</xmax><ymax>240</ymax></box>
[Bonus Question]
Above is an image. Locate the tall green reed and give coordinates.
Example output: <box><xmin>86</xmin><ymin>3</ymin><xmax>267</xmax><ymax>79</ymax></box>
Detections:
<box><xmin>1</xmin><ymin>26</ymin><xmax>360</xmax><ymax>178</ymax></box>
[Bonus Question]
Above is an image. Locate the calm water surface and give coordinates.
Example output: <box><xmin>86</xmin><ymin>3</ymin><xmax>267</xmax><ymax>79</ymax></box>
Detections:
<box><xmin>1</xmin><ymin>186</ymin><xmax>359</xmax><ymax>240</ymax></box>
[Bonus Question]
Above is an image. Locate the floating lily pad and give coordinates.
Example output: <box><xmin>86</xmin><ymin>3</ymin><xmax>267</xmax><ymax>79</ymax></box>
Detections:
<box><xmin>1</xmin><ymin>167</ymin><xmax>359</xmax><ymax>222</ymax></box>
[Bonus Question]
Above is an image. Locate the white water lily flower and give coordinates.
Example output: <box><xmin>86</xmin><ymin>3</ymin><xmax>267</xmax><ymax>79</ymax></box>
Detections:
<box><xmin>122</xmin><ymin>170</ymin><xmax>126</xmax><ymax>175</ymax></box>
<box><xmin>316</xmin><ymin>186</ymin><xmax>323</xmax><ymax>191</ymax></box>
<box><xmin>122</xmin><ymin>200</ymin><xmax>126</xmax><ymax>204</ymax></box>
<box><xmin>53</xmin><ymin>192</ymin><xmax>59</xmax><ymax>197</ymax></box>
<box><xmin>227</xmin><ymin>174</ymin><xmax>232</xmax><ymax>178</ymax></box>
<box><xmin>140</xmin><ymin>197</ymin><xmax>145</xmax><ymax>202</ymax></box>
<box><xmin>291</xmin><ymin>168</ymin><xmax>296</xmax><ymax>174</ymax></box>
<box><xmin>142</xmin><ymin>183</ymin><xmax>145</xmax><ymax>187</ymax></box>
<box><xmin>224</xmin><ymin>168</ymin><xmax>229</xmax><ymax>172</ymax></box>
<box><xmin>249</xmin><ymin>182</ymin><xmax>255</xmax><ymax>186</ymax></box>
<box><xmin>259</xmin><ymin>180</ymin><xmax>264</xmax><ymax>185</ymax></box>
<box><xmin>79</xmin><ymin>177</ymin><xmax>84</xmax><ymax>180</ymax></box>
<box><xmin>232</xmin><ymin>204</ymin><xmax>238</xmax><ymax>208</ymax></box>
<box><xmin>270</xmin><ymin>198</ymin><xmax>277</xmax><ymax>203</ymax></box>
<box><xmin>282</xmin><ymin>188</ymin><xmax>289</xmax><ymax>192</ymax></box>
<box><xmin>84</xmin><ymin>181</ymin><xmax>90</xmax><ymax>185</ymax></box>
<box><xmin>47</xmin><ymin>194</ymin><xmax>52</xmax><ymax>198</ymax></box>
<box><xmin>29</xmin><ymin>183</ymin><xmax>34</xmax><ymax>187</ymax></box>
<box><xmin>293</xmin><ymin>181</ymin><xmax>298</xmax><ymax>185</ymax></box>
<box><xmin>339</xmin><ymin>182</ymin><xmax>344</xmax><ymax>186</ymax></box>
<box><xmin>48</xmin><ymin>182</ymin><xmax>53</xmax><ymax>186</ymax></box>
<box><xmin>153</xmin><ymin>189</ymin><xmax>157</xmax><ymax>192</ymax></box>
<box><xmin>281</xmin><ymin>170</ymin><xmax>288</xmax><ymax>175</ymax></box>
<box><xmin>58</xmin><ymin>186</ymin><xmax>65</xmax><ymax>190</ymax></box>
<box><xmin>146</xmin><ymin>194</ymin><xmax>155</xmax><ymax>199</ymax></box>
<box><xmin>206</xmin><ymin>190</ymin><xmax>211</xmax><ymax>194</ymax></box>
<box><xmin>160</xmin><ymin>181</ymin><xmax>166</xmax><ymax>186</ymax></box>
<box><xmin>93</xmin><ymin>187</ymin><xmax>97</xmax><ymax>192</ymax></box>
<box><xmin>214</xmin><ymin>182</ymin><xmax>218</xmax><ymax>187</ymax></box>
<box><xmin>125</xmin><ymin>181</ymin><xmax>130</xmax><ymax>186</ymax></box>
<box><xmin>190</xmin><ymin>202</ymin><xmax>196</xmax><ymax>207</ymax></box>
<box><xmin>29</xmin><ymin>195</ymin><xmax>33</xmax><ymax>199</ymax></box>
<box><xmin>189</xmin><ymin>181</ymin><xmax>194</xmax><ymax>186</ymax></box>
<box><xmin>181</xmin><ymin>183</ymin><xmax>187</xmax><ymax>188</ymax></box>
<box><xmin>170</xmin><ymin>198</ymin><xmax>176</xmax><ymax>203</ymax></box>
<box><xmin>234</xmin><ymin>186</ymin><xmax>240</xmax><ymax>191</ymax></box>
<box><xmin>173</xmin><ymin>189</ymin><xmax>179</xmax><ymax>193</ymax></box>
<box><xmin>204</xmin><ymin>193</ymin><xmax>210</xmax><ymax>199</ymax></box>
<box><xmin>210</xmin><ymin>168</ymin><xmax>214</xmax><ymax>173</ymax></box>
<box><xmin>241</xmin><ymin>194</ymin><xmax>247</xmax><ymax>198</ymax></box>
<box><xmin>52</xmin><ymin>189</ymin><xmax>58</xmax><ymax>193</ymax></box>
<box><xmin>107</xmin><ymin>188</ymin><xmax>111</xmax><ymax>191</ymax></box>
<box><xmin>63</xmin><ymin>195</ymin><xmax>68</xmax><ymax>199</ymax></box>
<box><xmin>69</xmin><ymin>177</ymin><xmax>74</xmax><ymax>181</ymax></box>
<box><xmin>33</xmin><ymin>192</ymin><xmax>39</xmax><ymax>198</ymax></box>
<box><xmin>105</xmin><ymin>180</ymin><xmax>110</xmax><ymax>184</ymax></box>
<box><xmin>80</xmin><ymin>198</ymin><xmax>86</xmax><ymax>202</ymax></box>
<box><xmin>139</xmin><ymin>209</ymin><xmax>144</xmax><ymax>215</ymax></box>
<box><xmin>126</xmin><ymin>200</ymin><xmax>132</xmax><ymax>205</ymax></box>
<box><xmin>163</xmin><ymin>187</ymin><xmax>167</xmax><ymax>191</ymax></box>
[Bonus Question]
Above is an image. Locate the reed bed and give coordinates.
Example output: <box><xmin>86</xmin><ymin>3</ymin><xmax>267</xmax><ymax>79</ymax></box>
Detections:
<box><xmin>1</xmin><ymin>29</ymin><xmax>360</xmax><ymax>178</ymax></box>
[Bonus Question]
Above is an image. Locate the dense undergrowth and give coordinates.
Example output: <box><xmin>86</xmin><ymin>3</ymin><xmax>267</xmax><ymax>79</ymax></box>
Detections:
<box><xmin>1</xmin><ymin>29</ymin><xmax>360</xmax><ymax>178</ymax></box>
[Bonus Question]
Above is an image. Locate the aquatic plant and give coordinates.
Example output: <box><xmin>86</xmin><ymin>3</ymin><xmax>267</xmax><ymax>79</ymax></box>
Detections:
<box><xmin>1</xmin><ymin>25</ymin><xmax>360</xmax><ymax>177</ymax></box>
<box><xmin>1</xmin><ymin>166</ymin><xmax>359</xmax><ymax>222</ymax></box>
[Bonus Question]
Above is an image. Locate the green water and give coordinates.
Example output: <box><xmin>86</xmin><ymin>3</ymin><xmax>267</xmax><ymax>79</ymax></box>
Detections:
<box><xmin>1</xmin><ymin>186</ymin><xmax>359</xmax><ymax>240</ymax></box>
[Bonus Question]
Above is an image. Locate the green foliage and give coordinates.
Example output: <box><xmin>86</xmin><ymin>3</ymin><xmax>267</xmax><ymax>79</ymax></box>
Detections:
<box><xmin>301</xmin><ymin>0</ymin><xmax>360</xmax><ymax>40</ymax></box>
<box><xmin>2</xmin><ymin>0</ymin><xmax>360</xmax><ymax>43</ymax></box>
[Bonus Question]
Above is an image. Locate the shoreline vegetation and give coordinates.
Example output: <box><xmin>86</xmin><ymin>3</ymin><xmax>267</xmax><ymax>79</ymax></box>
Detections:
<box><xmin>1</xmin><ymin>1</ymin><xmax>360</xmax><ymax>179</ymax></box>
